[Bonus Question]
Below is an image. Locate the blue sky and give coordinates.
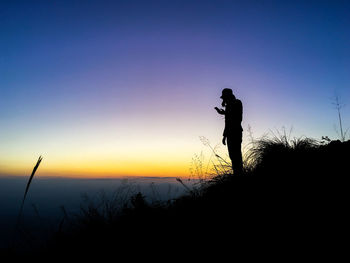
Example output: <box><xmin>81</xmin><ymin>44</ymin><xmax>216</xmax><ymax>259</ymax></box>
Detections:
<box><xmin>1</xmin><ymin>0</ymin><xmax>349</xmax><ymax>177</ymax></box>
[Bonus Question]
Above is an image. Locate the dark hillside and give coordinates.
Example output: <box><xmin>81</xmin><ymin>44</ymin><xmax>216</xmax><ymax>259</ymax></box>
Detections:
<box><xmin>6</xmin><ymin>139</ymin><xmax>349</xmax><ymax>258</ymax></box>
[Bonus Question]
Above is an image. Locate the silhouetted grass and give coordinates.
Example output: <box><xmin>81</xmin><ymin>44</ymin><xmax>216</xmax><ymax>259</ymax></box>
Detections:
<box><xmin>245</xmin><ymin>134</ymin><xmax>320</xmax><ymax>174</ymax></box>
<box><xmin>16</xmin><ymin>156</ymin><xmax>43</xmax><ymax>228</ymax></box>
<box><xmin>9</xmin><ymin>137</ymin><xmax>349</xmax><ymax>258</ymax></box>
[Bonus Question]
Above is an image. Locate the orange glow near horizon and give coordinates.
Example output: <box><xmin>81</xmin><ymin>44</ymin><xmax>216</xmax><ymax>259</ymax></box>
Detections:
<box><xmin>0</xmin><ymin>161</ymin><xmax>191</xmax><ymax>179</ymax></box>
<box><xmin>0</xmin><ymin>131</ymin><xmax>252</xmax><ymax>179</ymax></box>
<box><xmin>0</xmin><ymin>144</ymin><xmax>208</xmax><ymax>179</ymax></box>
<box><xmin>0</xmin><ymin>155</ymin><xmax>192</xmax><ymax>178</ymax></box>
<box><xmin>0</xmin><ymin>125</ymin><xmax>243</xmax><ymax>179</ymax></box>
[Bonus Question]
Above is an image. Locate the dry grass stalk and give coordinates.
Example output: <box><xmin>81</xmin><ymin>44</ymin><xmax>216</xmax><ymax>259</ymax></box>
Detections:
<box><xmin>16</xmin><ymin>156</ymin><xmax>43</xmax><ymax>226</ymax></box>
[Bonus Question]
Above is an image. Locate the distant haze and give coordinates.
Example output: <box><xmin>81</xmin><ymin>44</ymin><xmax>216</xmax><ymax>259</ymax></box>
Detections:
<box><xmin>0</xmin><ymin>176</ymin><xmax>189</xmax><ymax>248</ymax></box>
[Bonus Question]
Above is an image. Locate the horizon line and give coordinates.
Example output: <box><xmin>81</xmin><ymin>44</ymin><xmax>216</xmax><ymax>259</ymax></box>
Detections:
<box><xmin>0</xmin><ymin>173</ymin><xmax>194</xmax><ymax>180</ymax></box>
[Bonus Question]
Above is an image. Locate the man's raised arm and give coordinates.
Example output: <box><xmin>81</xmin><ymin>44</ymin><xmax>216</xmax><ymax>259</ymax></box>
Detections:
<box><xmin>214</xmin><ymin>107</ymin><xmax>225</xmax><ymax>115</ymax></box>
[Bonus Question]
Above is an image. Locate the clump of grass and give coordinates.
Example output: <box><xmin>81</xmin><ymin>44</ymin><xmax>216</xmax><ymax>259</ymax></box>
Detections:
<box><xmin>76</xmin><ymin>181</ymin><xmax>139</xmax><ymax>227</ymax></box>
<box><xmin>245</xmin><ymin>132</ymin><xmax>320</xmax><ymax>170</ymax></box>
<box><xmin>190</xmin><ymin>136</ymin><xmax>232</xmax><ymax>182</ymax></box>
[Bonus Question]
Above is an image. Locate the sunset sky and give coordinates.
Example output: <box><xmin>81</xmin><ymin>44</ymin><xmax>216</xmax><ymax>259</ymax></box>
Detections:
<box><xmin>1</xmin><ymin>0</ymin><xmax>349</xmax><ymax>177</ymax></box>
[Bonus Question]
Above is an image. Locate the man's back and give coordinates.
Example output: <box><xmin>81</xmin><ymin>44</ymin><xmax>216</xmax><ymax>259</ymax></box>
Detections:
<box><xmin>224</xmin><ymin>98</ymin><xmax>243</xmax><ymax>135</ymax></box>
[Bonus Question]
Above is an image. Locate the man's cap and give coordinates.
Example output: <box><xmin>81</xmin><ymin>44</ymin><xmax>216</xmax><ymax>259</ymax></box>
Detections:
<box><xmin>220</xmin><ymin>88</ymin><xmax>234</xmax><ymax>99</ymax></box>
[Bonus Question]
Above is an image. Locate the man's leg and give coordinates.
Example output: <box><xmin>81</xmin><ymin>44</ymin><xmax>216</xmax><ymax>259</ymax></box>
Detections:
<box><xmin>227</xmin><ymin>136</ymin><xmax>243</xmax><ymax>175</ymax></box>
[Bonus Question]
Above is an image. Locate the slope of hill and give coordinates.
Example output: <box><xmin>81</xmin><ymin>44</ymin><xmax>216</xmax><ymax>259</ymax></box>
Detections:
<box><xmin>5</xmin><ymin>138</ymin><xmax>349</xmax><ymax>258</ymax></box>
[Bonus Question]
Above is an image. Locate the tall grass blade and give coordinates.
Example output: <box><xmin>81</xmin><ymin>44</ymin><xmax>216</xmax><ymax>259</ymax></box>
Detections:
<box><xmin>16</xmin><ymin>156</ymin><xmax>43</xmax><ymax>226</ymax></box>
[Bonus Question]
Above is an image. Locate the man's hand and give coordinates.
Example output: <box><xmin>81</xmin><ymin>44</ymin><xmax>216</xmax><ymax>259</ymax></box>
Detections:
<box><xmin>215</xmin><ymin>107</ymin><xmax>225</xmax><ymax>115</ymax></box>
<box><xmin>222</xmin><ymin>136</ymin><xmax>227</xmax><ymax>145</ymax></box>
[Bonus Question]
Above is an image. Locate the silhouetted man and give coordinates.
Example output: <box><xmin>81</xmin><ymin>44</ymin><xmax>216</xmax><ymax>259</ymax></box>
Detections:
<box><xmin>215</xmin><ymin>88</ymin><xmax>243</xmax><ymax>174</ymax></box>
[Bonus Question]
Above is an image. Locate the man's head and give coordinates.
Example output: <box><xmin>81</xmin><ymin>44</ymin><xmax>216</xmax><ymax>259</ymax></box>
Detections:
<box><xmin>220</xmin><ymin>88</ymin><xmax>235</xmax><ymax>106</ymax></box>
<box><xmin>220</xmin><ymin>88</ymin><xmax>235</xmax><ymax>99</ymax></box>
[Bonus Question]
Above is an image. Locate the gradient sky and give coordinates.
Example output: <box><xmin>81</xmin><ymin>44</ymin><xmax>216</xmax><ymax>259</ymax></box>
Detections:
<box><xmin>1</xmin><ymin>0</ymin><xmax>349</xmax><ymax>177</ymax></box>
